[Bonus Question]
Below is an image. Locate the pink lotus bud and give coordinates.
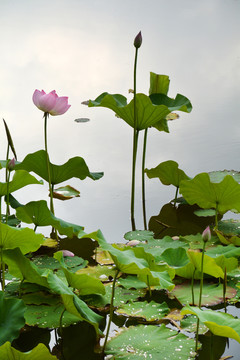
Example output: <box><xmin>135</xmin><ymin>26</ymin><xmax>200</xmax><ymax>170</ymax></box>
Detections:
<box><xmin>202</xmin><ymin>226</ymin><xmax>211</xmax><ymax>243</ymax></box>
<box><xmin>61</xmin><ymin>250</ymin><xmax>75</xmax><ymax>257</ymax></box>
<box><xmin>134</xmin><ymin>31</ymin><xmax>142</xmax><ymax>49</ymax></box>
<box><xmin>33</xmin><ymin>89</ymin><xmax>71</xmax><ymax>116</ymax></box>
<box><xmin>7</xmin><ymin>158</ymin><xmax>15</xmax><ymax>171</ymax></box>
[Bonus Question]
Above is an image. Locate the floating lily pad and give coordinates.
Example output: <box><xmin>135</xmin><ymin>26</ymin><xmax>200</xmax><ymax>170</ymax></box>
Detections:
<box><xmin>181</xmin><ymin>314</ymin><xmax>208</xmax><ymax>334</ymax></box>
<box><xmin>171</xmin><ymin>282</ymin><xmax>236</xmax><ymax>306</ymax></box>
<box><xmin>116</xmin><ymin>300</ymin><xmax>169</xmax><ymax>322</ymax></box>
<box><xmin>53</xmin><ymin>185</ymin><xmax>80</xmax><ymax>200</ymax></box>
<box><xmin>105</xmin><ymin>324</ymin><xmax>196</xmax><ymax>359</ymax></box>
<box><xmin>124</xmin><ymin>230</ymin><xmax>154</xmax><ymax>242</ymax></box>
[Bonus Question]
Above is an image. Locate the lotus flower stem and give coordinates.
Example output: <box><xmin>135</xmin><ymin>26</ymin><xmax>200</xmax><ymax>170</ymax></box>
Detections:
<box><xmin>102</xmin><ymin>269</ymin><xmax>119</xmax><ymax>354</ymax></box>
<box><xmin>174</xmin><ymin>186</ymin><xmax>179</xmax><ymax>207</ymax></box>
<box><xmin>191</xmin><ymin>268</ymin><xmax>195</xmax><ymax>305</ymax></box>
<box><xmin>130</xmin><ymin>41</ymin><xmax>140</xmax><ymax>231</ymax></box>
<box><xmin>44</xmin><ymin>113</ymin><xmax>55</xmax><ymax>215</ymax></box>
<box><xmin>142</xmin><ymin>129</ymin><xmax>148</xmax><ymax>230</ymax></box>
<box><xmin>223</xmin><ymin>267</ymin><xmax>227</xmax><ymax>313</ymax></box>
<box><xmin>215</xmin><ymin>202</ymin><xmax>219</xmax><ymax>229</ymax></box>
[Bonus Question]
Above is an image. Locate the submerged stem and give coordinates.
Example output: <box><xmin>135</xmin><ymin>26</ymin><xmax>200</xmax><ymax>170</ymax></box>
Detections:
<box><xmin>102</xmin><ymin>269</ymin><xmax>119</xmax><ymax>354</ymax></box>
<box><xmin>142</xmin><ymin>128</ymin><xmax>148</xmax><ymax>230</ymax></box>
<box><xmin>44</xmin><ymin>113</ymin><xmax>55</xmax><ymax>215</ymax></box>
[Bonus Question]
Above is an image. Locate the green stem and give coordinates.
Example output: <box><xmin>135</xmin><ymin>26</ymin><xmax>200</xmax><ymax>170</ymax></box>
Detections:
<box><xmin>195</xmin><ymin>240</ymin><xmax>206</xmax><ymax>352</ymax></box>
<box><xmin>191</xmin><ymin>268</ymin><xmax>196</xmax><ymax>305</ymax></box>
<box><xmin>215</xmin><ymin>202</ymin><xmax>218</xmax><ymax>229</ymax></box>
<box><xmin>5</xmin><ymin>144</ymin><xmax>9</xmax><ymax>182</ymax></box>
<box><xmin>0</xmin><ymin>246</ymin><xmax>5</xmax><ymax>292</ymax></box>
<box><xmin>223</xmin><ymin>267</ymin><xmax>227</xmax><ymax>313</ymax></box>
<box><xmin>142</xmin><ymin>128</ymin><xmax>148</xmax><ymax>230</ymax></box>
<box><xmin>147</xmin><ymin>275</ymin><xmax>152</xmax><ymax>297</ymax></box>
<box><xmin>102</xmin><ymin>269</ymin><xmax>119</xmax><ymax>354</ymax></box>
<box><xmin>130</xmin><ymin>46</ymin><xmax>139</xmax><ymax>231</ymax></box>
<box><xmin>5</xmin><ymin>170</ymin><xmax>11</xmax><ymax>224</ymax></box>
<box><xmin>44</xmin><ymin>113</ymin><xmax>55</xmax><ymax>215</ymax></box>
<box><xmin>173</xmin><ymin>187</ymin><xmax>179</xmax><ymax>207</ymax></box>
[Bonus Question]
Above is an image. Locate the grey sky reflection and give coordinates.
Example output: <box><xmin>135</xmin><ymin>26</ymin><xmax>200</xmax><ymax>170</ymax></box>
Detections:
<box><xmin>0</xmin><ymin>0</ymin><xmax>239</xmax><ymax>241</ymax></box>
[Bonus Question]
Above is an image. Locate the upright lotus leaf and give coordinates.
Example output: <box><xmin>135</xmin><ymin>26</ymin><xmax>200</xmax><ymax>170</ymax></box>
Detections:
<box><xmin>85</xmin><ymin>230</ymin><xmax>175</xmax><ymax>290</ymax></box>
<box><xmin>0</xmin><ymin>342</ymin><xmax>57</xmax><ymax>359</ymax></box>
<box><xmin>159</xmin><ymin>247</ymin><xmax>190</xmax><ymax>268</ymax></box>
<box><xmin>3</xmin><ymin>248</ymin><xmax>50</xmax><ymax>288</ymax></box>
<box><xmin>16</xmin><ymin>200</ymin><xmax>84</xmax><ymax>237</ymax></box>
<box><xmin>145</xmin><ymin>160</ymin><xmax>190</xmax><ymax>187</ymax></box>
<box><xmin>0</xmin><ymin>292</ymin><xmax>26</xmax><ymax>345</ymax></box>
<box><xmin>187</xmin><ymin>249</ymin><xmax>224</xmax><ymax>279</ymax></box>
<box><xmin>149</xmin><ymin>73</ymin><xmax>170</xmax><ymax>96</ymax></box>
<box><xmin>150</xmin><ymin>93</ymin><xmax>192</xmax><ymax>113</ymax></box>
<box><xmin>15</xmin><ymin>150</ymin><xmax>103</xmax><ymax>184</ymax></box>
<box><xmin>105</xmin><ymin>324</ymin><xmax>196</xmax><ymax>359</ymax></box>
<box><xmin>0</xmin><ymin>170</ymin><xmax>42</xmax><ymax>196</ymax></box>
<box><xmin>46</xmin><ymin>272</ymin><xmax>103</xmax><ymax>335</ymax></box>
<box><xmin>0</xmin><ymin>222</ymin><xmax>44</xmax><ymax>254</ymax></box>
<box><xmin>181</xmin><ymin>305</ymin><xmax>240</xmax><ymax>343</ymax></box>
<box><xmin>54</xmin><ymin>251</ymin><xmax>105</xmax><ymax>295</ymax></box>
<box><xmin>180</xmin><ymin>173</ymin><xmax>240</xmax><ymax>214</ymax></box>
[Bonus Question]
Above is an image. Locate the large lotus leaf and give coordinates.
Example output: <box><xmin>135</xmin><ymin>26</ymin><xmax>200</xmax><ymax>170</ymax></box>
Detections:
<box><xmin>0</xmin><ymin>170</ymin><xmax>42</xmax><ymax>196</ymax></box>
<box><xmin>149</xmin><ymin>73</ymin><xmax>170</xmax><ymax>96</ymax></box>
<box><xmin>206</xmin><ymin>244</ymin><xmax>240</xmax><ymax>258</ymax></box>
<box><xmin>180</xmin><ymin>314</ymin><xmax>208</xmax><ymax>334</ymax></box>
<box><xmin>116</xmin><ymin>300</ymin><xmax>169</xmax><ymax>322</ymax></box>
<box><xmin>15</xmin><ymin>150</ymin><xmax>103</xmax><ymax>184</ymax></box>
<box><xmin>0</xmin><ymin>223</ymin><xmax>44</xmax><ymax>253</ymax></box>
<box><xmin>0</xmin><ymin>292</ymin><xmax>26</xmax><ymax>345</ymax></box>
<box><xmin>180</xmin><ymin>173</ymin><xmax>240</xmax><ymax>214</ymax></box>
<box><xmin>46</xmin><ymin>272</ymin><xmax>103</xmax><ymax>335</ymax></box>
<box><xmin>53</xmin><ymin>252</ymin><xmax>105</xmax><ymax>295</ymax></box>
<box><xmin>171</xmin><ymin>282</ymin><xmax>236</xmax><ymax>306</ymax></box>
<box><xmin>213</xmin><ymin>255</ymin><xmax>238</xmax><ymax>273</ymax></box>
<box><xmin>88</xmin><ymin>93</ymin><xmax>171</xmax><ymax>131</ymax></box>
<box><xmin>138</xmin><ymin>269</ymin><xmax>175</xmax><ymax>291</ymax></box>
<box><xmin>77</xmin><ymin>264</ymin><xmax>116</xmax><ymax>282</ymax></box>
<box><xmin>180</xmin><ymin>233</ymin><xmax>220</xmax><ymax>250</ymax></box>
<box><xmin>208</xmin><ymin>170</ymin><xmax>240</xmax><ymax>183</ymax></box>
<box><xmin>32</xmin><ymin>254</ymin><xmax>87</xmax><ymax>272</ymax></box>
<box><xmin>149</xmin><ymin>203</ymin><xmax>216</xmax><ymax>238</ymax></box>
<box><xmin>25</xmin><ymin>303</ymin><xmax>81</xmax><ymax>328</ymax></box>
<box><xmin>145</xmin><ymin>160</ymin><xmax>190</xmax><ymax>187</ymax></box>
<box><xmin>16</xmin><ymin>200</ymin><xmax>84</xmax><ymax>237</ymax></box>
<box><xmin>0</xmin><ymin>342</ymin><xmax>57</xmax><ymax>359</ymax></box>
<box><xmin>175</xmin><ymin>262</ymin><xmax>202</xmax><ymax>280</ymax></box>
<box><xmin>182</xmin><ymin>305</ymin><xmax>240</xmax><ymax>343</ymax></box>
<box><xmin>118</xmin><ymin>276</ymin><xmax>147</xmax><ymax>289</ymax></box>
<box><xmin>83</xmin><ymin>283</ymin><xmax>146</xmax><ymax>310</ymax></box>
<box><xmin>150</xmin><ymin>93</ymin><xmax>192</xmax><ymax>113</ymax></box>
<box><xmin>3</xmin><ymin>248</ymin><xmax>50</xmax><ymax>288</ymax></box>
<box><xmin>105</xmin><ymin>324</ymin><xmax>196</xmax><ymax>359</ymax></box>
<box><xmin>159</xmin><ymin>247</ymin><xmax>189</xmax><ymax>268</ymax></box>
<box><xmin>187</xmin><ymin>250</ymin><xmax>224</xmax><ymax>278</ymax></box>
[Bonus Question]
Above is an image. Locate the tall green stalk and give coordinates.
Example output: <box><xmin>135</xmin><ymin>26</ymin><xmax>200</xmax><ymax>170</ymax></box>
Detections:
<box><xmin>102</xmin><ymin>269</ymin><xmax>119</xmax><ymax>354</ymax></box>
<box><xmin>44</xmin><ymin>112</ymin><xmax>55</xmax><ymax>215</ymax></box>
<box><xmin>142</xmin><ymin>128</ymin><xmax>148</xmax><ymax>230</ymax></box>
<box><xmin>130</xmin><ymin>43</ymin><xmax>140</xmax><ymax>231</ymax></box>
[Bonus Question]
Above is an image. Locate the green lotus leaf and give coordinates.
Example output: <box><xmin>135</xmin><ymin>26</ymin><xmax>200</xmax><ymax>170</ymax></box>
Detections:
<box><xmin>83</xmin><ymin>283</ymin><xmax>146</xmax><ymax>310</ymax></box>
<box><xmin>159</xmin><ymin>247</ymin><xmax>189</xmax><ymax>268</ymax></box>
<box><xmin>77</xmin><ymin>264</ymin><xmax>116</xmax><ymax>281</ymax></box>
<box><xmin>0</xmin><ymin>292</ymin><xmax>26</xmax><ymax>345</ymax></box>
<box><xmin>124</xmin><ymin>230</ymin><xmax>155</xmax><ymax>242</ymax></box>
<box><xmin>175</xmin><ymin>262</ymin><xmax>202</xmax><ymax>280</ymax></box>
<box><xmin>0</xmin><ymin>170</ymin><xmax>42</xmax><ymax>196</ymax></box>
<box><xmin>180</xmin><ymin>314</ymin><xmax>208</xmax><ymax>334</ymax></box>
<box><xmin>46</xmin><ymin>272</ymin><xmax>103</xmax><ymax>335</ymax></box>
<box><xmin>213</xmin><ymin>255</ymin><xmax>238</xmax><ymax>273</ymax></box>
<box><xmin>180</xmin><ymin>173</ymin><xmax>240</xmax><ymax>214</ymax></box>
<box><xmin>149</xmin><ymin>73</ymin><xmax>170</xmax><ymax>96</ymax></box>
<box><xmin>16</xmin><ymin>200</ymin><xmax>84</xmax><ymax>237</ymax></box>
<box><xmin>145</xmin><ymin>160</ymin><xmax>190</xmax><ymax>187</ymax></box>
<box><xmin>15</xmin><ymin>150</ymin><xmax>103</xmax><ymax>184</ymax></box>
<box><xmin>172</xmin><ymin>282</ymin><xmax>236</xmax><ymax>306</ymax></box>
<box><xmin>54</xmin><ymin>251</ymin><xmax>105</xmax><ymax>295</ymax></box>
<box><xmin>105</xmin><ymin>324</ymin><xmax>196</xmax><ymax>359</ymax></box>
<box><xmin>181</xmin><ymin>305</ymin><xmax>240</xmax><ymax>343</ymax></box>
<box><xmin>118</xmin><ymin>275</ymin><xmax>147</xmax><ymax>289</ymax></box>
<box><xmin>206</xmin><ymin>244</ymin><xmax>240</xmax><ymax>258</ymax></box>
<box><xmin>3</xmin><ymin>248</ymin><xmax>50</xmax><ymax>288</ymax></box>
<box><xmin>208</xmin><ymin>170</ymin><xmax>240</xmax><ymax>183</ymax></box>
<box><xmin>53</xmin><ymin>185</ymin><xmax>80</xmax><ymax>200</ymax></box>
<box><xmin>25</xmin><ymin>303</ymin><xmax>81</xmax><ymax>328</ymax></box>
<box><xmin>180</xmin><ymin>233</ymin><xmax>220</xmax><ymax>250</ymax></box>
<box><xmin>116</xmin><ymin>300</ymin><xmax>169</xmax><ymax>322</ymax></box>
<box><xmin>150</xmin><ymin>93</ymin><xmax>192</xmax><ymax>113</ymax></box>
<box><xmin>32</xmin><ymin>254</ymin><xmax>87</xmax><ymax>272</ymax></box>
<box><xmin>187</xmin><ymin>250</ymin><xmax>224</xmax><ymax>278</ymax></box>
<box><xmin>0</xmin><ymin>342</ymin><xmax>57</xmax><ymax>359</ymax></box>
<box><xmin>0</xmin><ymin>223</ymin><xmax>44</xmax><ymax>253</ymax></box>
<box><xmin>218</xmin><ymin>219</ymin><xmax>240</xmax><ymax>236</ymax></box>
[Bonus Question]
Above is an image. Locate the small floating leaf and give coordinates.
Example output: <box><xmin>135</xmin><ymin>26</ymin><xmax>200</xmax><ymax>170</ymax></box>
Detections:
<box><xmin>53</xmin><ymin>185</ymin><xmax>80</xmax><ymax>200</ymax></box>
<box><xmin>116</xmin><ymin>300</ymin><xmax>169</xmax><ymax>322</ymax></box>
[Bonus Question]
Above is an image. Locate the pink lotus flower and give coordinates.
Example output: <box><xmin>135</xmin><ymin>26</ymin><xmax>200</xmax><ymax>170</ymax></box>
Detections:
<box><xmin>33</xmin><ymin>89</ymin><xmax>71</xmax><ymax>116</ymax></box>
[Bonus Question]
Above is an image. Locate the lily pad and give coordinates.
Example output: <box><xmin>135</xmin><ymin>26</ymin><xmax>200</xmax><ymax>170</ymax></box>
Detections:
<box><xmin>0</xmin><ymin>342</ymin><xmax>57</xmax><ymax>359</ymax></box>
<box><xmin>15</xmin><ymin>150</ymin><xmax>103</xmax><ymax>184</ymax></box>
<box><xmin>180</xmin><ymin>314</ymin><xmax>208</xmax><ymax>334</ymax></box>
<box><xmin>115</xmin><ymin>300</ymin><xmax>169</xmax><ymax>322</ymax></box>
<box><xmin>0</xmin><ymin>291</ymin><xmax>26</xmax><ymax>345</ymax></box>
<box><xmin>208</xmin><ymin>170</ymin><xmax>240</xmax><ymax>183</ymax></box>
<box><xmin>124</xmin><ymin>230</ymin><xmax>154</xmax><ymax>242</ymax></box>
<box><xmin>105</xmin><ymin>324</ymin><xmax>196</xmax><ymax>359</ymax></box>
<box><xmin>171</xmin><ymin>282</ymin><xmax>236</xmax><ymax>306</ymax></box>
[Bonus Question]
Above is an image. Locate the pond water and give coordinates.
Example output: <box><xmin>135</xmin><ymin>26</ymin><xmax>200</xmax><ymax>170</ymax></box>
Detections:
<box><xmin>1</xmin><ymin>0</ymin><xmax>240</xmax><ymax>359</ymax></box>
